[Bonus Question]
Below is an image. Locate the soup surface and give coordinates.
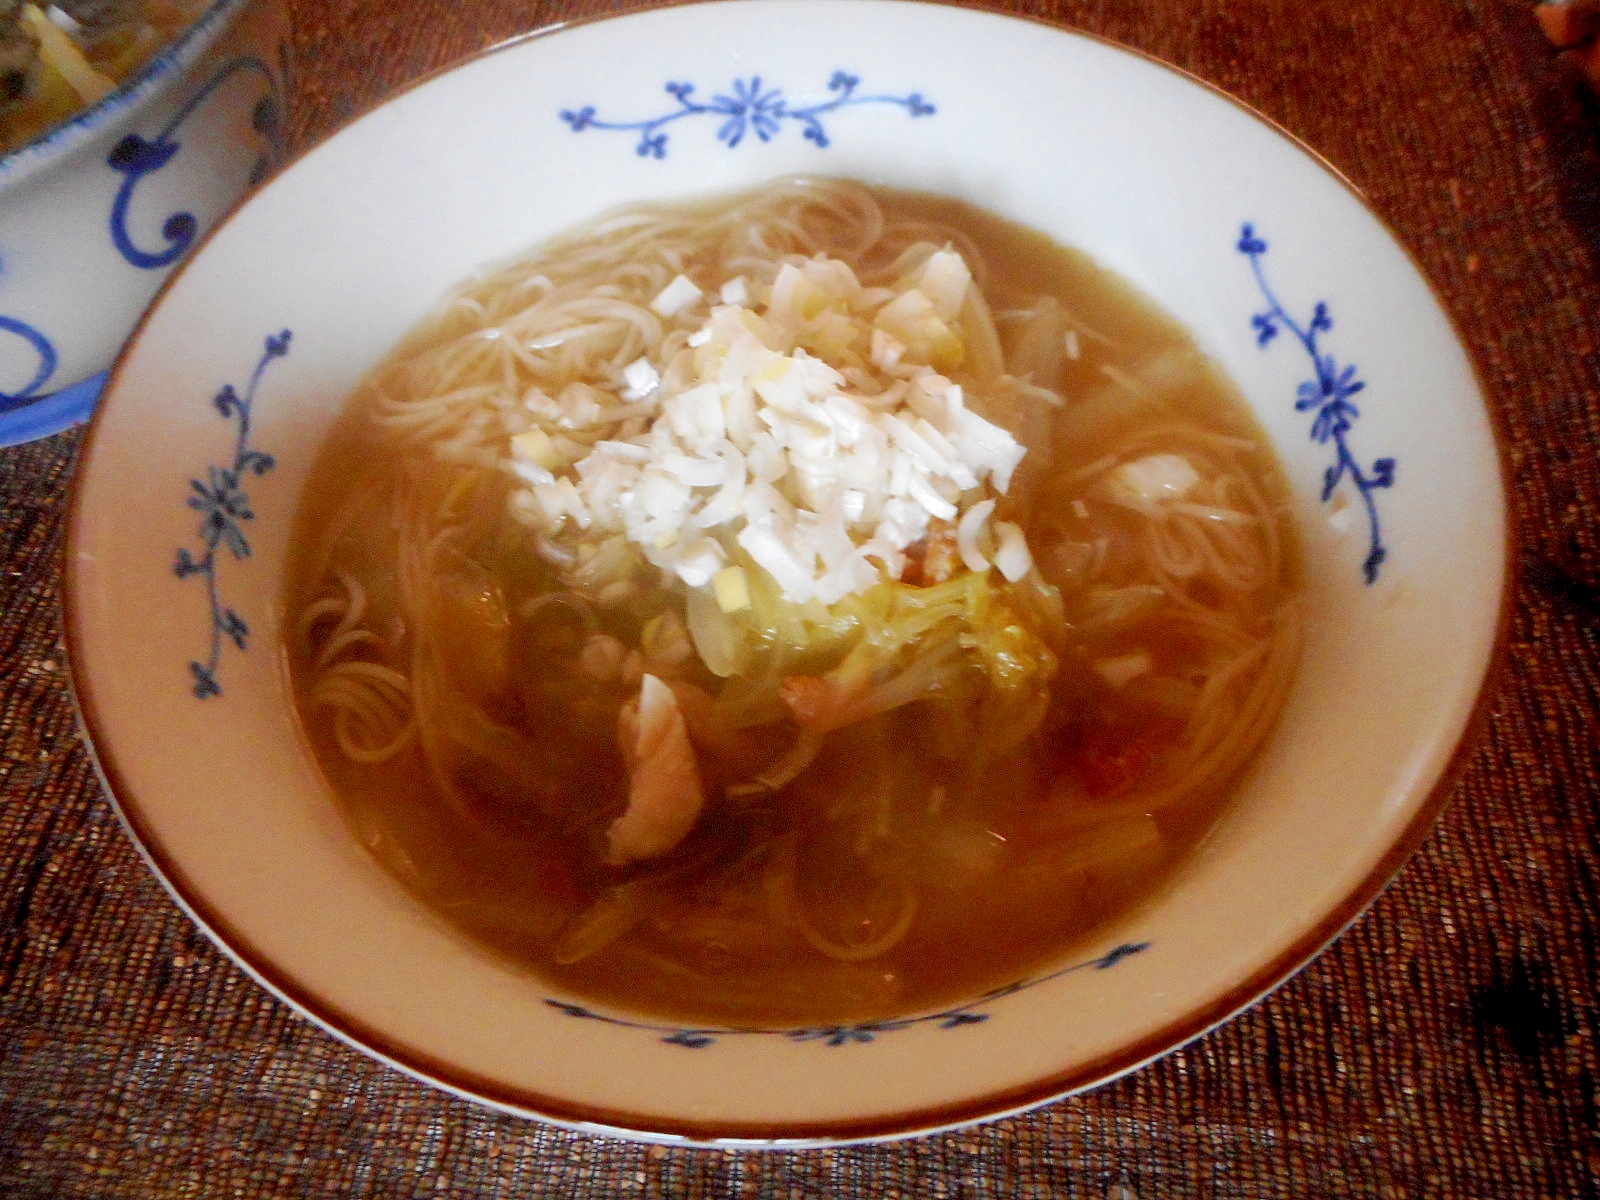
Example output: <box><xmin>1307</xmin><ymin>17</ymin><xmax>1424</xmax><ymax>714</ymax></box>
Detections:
<box><xmin>286</xmin><ymin>179</ymin><xmax>1301</xmax><ymax>1026</ymax></box>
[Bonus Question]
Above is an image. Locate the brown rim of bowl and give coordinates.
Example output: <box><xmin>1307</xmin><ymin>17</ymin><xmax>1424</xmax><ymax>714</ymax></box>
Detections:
<box><xmin>59</xmin><ymin>0</ymin><xmax>1519</xmax><ymax>1147</ymax></box>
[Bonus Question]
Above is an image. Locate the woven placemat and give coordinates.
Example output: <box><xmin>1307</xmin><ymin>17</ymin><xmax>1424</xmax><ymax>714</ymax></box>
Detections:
<box><xmin>2</xmin><ymin>1</ymin><xmax>1598</xmax><ymax>1195</ymax></box>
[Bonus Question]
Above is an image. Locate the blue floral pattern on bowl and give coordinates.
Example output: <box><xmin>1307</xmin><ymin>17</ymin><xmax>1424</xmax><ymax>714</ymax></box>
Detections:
<box><xmin>0</xmin><ymin>310</ymin><xmax>57</xmax><ymax>413</ymax></box>
<box><xmin>173</xmin><ymin>330</ymin><xmax>290</xmax><ymax>698</ymax></box>
<box><xmin>109</xmin><ymin>53</ymin><xmax>284</xmax><ymax>271</ymax></box>
<box><xmin>0</xmin><ymin>40</ymin><xmax>285</xmax><ymax>448</ymax></box>
<box><xmin>561</xmin><ymin>70</ymin><xmax>934</xmax><ymax>159</ymax></box>
<box><xmin>546</xmin><ymin>941</ymin><xmax>1150</xmax><ymax>1049</ymax></box>
<box><xmin>1240</xmin><ymin>224</ymin><xmax>1395</xmax><ymax>584</ymax></box>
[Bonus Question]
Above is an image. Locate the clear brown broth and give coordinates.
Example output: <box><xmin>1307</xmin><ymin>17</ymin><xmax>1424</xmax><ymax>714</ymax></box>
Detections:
<box><xmin>285</xmin><ymin>185</ymin><xmax>1299</xmax><ymax>1026</ymax></box>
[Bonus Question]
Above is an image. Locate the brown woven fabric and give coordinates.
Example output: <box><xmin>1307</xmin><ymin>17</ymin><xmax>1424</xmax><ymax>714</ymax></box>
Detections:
<box><xmin>3</xmin><ymin>0</ymin><xmax>1598</xmax><ymax>1194</ymax></box>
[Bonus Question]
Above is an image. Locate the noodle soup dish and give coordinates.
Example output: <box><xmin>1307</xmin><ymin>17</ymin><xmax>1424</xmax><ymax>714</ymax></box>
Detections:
<box><xmin>64</xmin><ymin>0</ymin><xmax>1506</xmax><ymax>1142</ymax></box>
<box><xmin>287</xmin><ymin>179</ymin><xmax>1303</xmax><ymax>1027</ymax></box>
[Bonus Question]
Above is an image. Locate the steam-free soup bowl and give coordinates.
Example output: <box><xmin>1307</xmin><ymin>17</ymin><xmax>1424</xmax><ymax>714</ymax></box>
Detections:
<box><xmin>0</xmin><ymin>0</ymin><xmax>287</xmax><ymax>446</ymax></box>
<box><xmin>63</xmin><ymin>0</ymin><xmax>1508</xmax><ymax>1144</ymax></box>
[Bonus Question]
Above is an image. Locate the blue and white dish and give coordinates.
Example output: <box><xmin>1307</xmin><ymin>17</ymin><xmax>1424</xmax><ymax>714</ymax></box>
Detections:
<box><xmin>0</xmin><ymin>0</ymin><xmax>286</xmax><ymax>446</ymax></box>
<box><xmin>62</xmin><ymin>0</ymin><xmax>1508</xmax><ymax>1144</ymax></box>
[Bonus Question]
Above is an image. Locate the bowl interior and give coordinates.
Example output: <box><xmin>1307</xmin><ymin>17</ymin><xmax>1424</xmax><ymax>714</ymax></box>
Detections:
<box><xmin>64</xmin><ymin>0</ymin><xmax>1506</xmax><ymax>1143</ymax></box>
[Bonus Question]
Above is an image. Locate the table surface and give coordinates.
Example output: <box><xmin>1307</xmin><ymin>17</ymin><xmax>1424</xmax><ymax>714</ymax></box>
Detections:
<box><xmin>3</xmin><ymin>0</ymin><xmax>1599</xmax><ymax>1195</ymax></box>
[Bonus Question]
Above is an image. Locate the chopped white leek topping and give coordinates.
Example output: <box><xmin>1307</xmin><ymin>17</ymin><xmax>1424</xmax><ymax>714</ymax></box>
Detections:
<box><xmin>711</xmin><ymin>565</ymin><xmax>751</xmax><ymax>613</ymax></box>
<box><xmin>508</xmin><ymin>250</ymin><xmax>1033</xmax><ymax>604</ymax></box>
<box><xmin>957</xmin><ymin>499</ymin><xmax>996</xmax><ymax>574</ymax></box>
<box><xmin>650</xmin><ymin>274</ymin><xmax>704</xmax><ymax>317</ymax></box>
<box><xmin>620</xmin><ymin>356</ymin><xmax>661</xmax><ymax>401</ymax></box>
<box><xmin>993</xmin><ymin>520</ymin><xmax>1033</xmax><ymax>582</ymax></box>
<box><xmin>509</xmin><ymin>427</ymin><xmax>562</xmax><ymax>472</ymax></box>
<box><xmin>1105</xmin><ymin>453</ymin><xmax>1201</xmax><ymax>508</ymax></box>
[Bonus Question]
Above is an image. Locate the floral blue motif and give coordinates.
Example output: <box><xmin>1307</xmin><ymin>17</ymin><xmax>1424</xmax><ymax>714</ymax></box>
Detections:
<box><xmin>108</xmin><ymin>56</ymin><xmax>283</xmax><ymax>271</ymax></box>
<box><xmin>1239</xmin><ymin>225</ymin><xmax>1395</xmax><ymax>584</ymax></box>
<box><xmin>560</xmin><ymin>70</ymin><xmax>934</xmax><ymax>159</ymax></box>
<box><xmin>0</xmin><ymin>313</ymin><xmax>59</xmax><ymax>412</ymax></box>
<box><xmin>173</xmin><ymin>330</ymin><xmax>291</xmax><ymax>698</ymax></box>
<box><xmin>543</xmin><ymin>941</ymin><xmax>1151</xmax><ymax>1049</ymax></box>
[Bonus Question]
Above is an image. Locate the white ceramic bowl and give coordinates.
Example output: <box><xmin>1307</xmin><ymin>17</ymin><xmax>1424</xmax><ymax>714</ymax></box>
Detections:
<box><xmin>0</xmin><ymin>0</ymin><xmax>287</xmax><ymax>446</ymax></box>
<box><xmin>63</xmin><ymin>0</ymin><xmax>1509</xmax><ymax>1145</ymax></box>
